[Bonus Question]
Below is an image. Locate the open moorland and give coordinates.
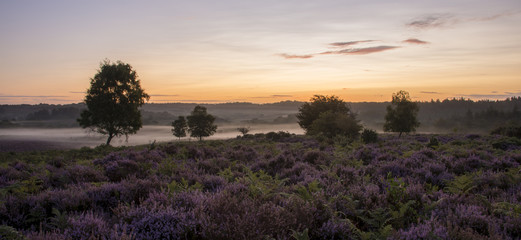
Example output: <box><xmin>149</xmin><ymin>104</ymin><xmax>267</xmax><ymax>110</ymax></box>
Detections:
<box><xmin>1</xmin><ymin>132</ymin><xmax>520</xmax><ymax>239</ymax></box>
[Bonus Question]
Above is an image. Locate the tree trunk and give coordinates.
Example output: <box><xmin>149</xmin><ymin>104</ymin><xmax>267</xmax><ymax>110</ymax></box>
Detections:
<box><xmin>199</xmin><ymin>136</ymin><xmax>202</xmax><ymax>141</ymax></box>
<box><xmin>106</xmin><ymin>134</ymin><xmax>114</xmax><ymax>145</ymax></box>
<box><xmin>398</xmin><ymin>131</ymin><xmax>403</xmax><ymax>138</ymax></box>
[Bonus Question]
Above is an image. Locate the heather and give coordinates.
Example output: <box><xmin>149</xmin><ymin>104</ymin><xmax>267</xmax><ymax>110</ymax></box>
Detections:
<box><xmin>1</xmin><ymin>133</ymin><xmax>521</xmax><ymax>239</ymax></box>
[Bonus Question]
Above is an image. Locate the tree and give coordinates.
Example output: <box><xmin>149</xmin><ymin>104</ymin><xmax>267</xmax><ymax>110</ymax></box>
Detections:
<box><xmin>237</xmin><ymin>127</ymin><xmax>250</xmax><ymax>136</ymax></box>
<box><xmin>187</xmin><ymin>105</ymin><xmax>217</xmax><ymax>141</ymax></box>
<box><xmin>78</xmin><ymin>60</ymin><xmax>149</xmax><ymax>145</ymax></box>
<box><xmin>171</xmin><ymin>116</ymin><xmax>188</xmax><ymax>140</ymax></box>
<box><xmin>297</xmin><ymin>95</ymin><xmax>361</xmax><ymax>139</ymax></box>
<box><xmin>297</xmin><ymin>95</ymin><xmax>351</xmax><ymax>133</ymax></box>
<box><xmin>308</xmin><ymin>111</ymin><xmax>362</xmax><ymax>139</ymax></box>
<box><xmin>384</xmin><ymin>90</ymin><xmax>420</xmax><ymax>137</ymax></box>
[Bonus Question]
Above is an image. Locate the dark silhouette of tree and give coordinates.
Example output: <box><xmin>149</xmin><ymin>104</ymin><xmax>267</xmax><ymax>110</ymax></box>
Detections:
<box><xmin>297</xmin><ymin>95</ymin><xmax>352</xmax><ymax>133</ymax></box>
<box><xmin>237</xmin><ymin>127</ymin><xmax>250</xmax><ymax>136</ymax></box>
<box><xmin>308</xmin><ymin>111</ymin><xmax>362</xmax><ymax>139</ymax></box>
<box><xmin>78</xmin><ymin>60</ymin><xmax>149</xmax><ymax>145</ymax></box>
<box><xmin>384</xmin><ymin>90</ymin><xmax>419</xmax><ymax>137</ymax></box>
<box><xmin>187</xmin><ymin>105</ymin><xmax>217</xmax><ymax>141</ymax></box>
<box><xmin>297</xmin><ymin>95</ymin><xmax>361</xmax><ymax>139</ymax></box>
<box><xmin>171</xmin><ymin>116</ymin><xmax>187</xmax><ymax>140</ymax></box>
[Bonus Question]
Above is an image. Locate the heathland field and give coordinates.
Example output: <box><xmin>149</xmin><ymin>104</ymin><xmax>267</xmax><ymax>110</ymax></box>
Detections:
<box><xmin>1</xmin><ymin>132</ymin><xmax>520</xmax><ymax>239</ymax></box>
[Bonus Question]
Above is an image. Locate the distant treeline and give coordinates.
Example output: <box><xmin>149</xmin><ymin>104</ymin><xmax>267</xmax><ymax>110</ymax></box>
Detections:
<box><xmin>352</xmin><ymin>97</ymin><xmax>521</xmax><ymax>133</ymax></box>
<box><xmin>1</xmin><ymin>97</ymin><xmax>520</xmax><ymax>133</ymax></box>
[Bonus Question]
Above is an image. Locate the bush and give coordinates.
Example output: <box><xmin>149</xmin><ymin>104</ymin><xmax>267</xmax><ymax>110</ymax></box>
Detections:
<box><xmin>427</xmin><ymin>136</ymin><xmax>440</xmax><ymax>149</ymax></box>
<box><xmin>361</xmin><ymin>129</ymin><xmax>378</xmax><ymax>144</ymax></box>
<box><xmin>491</xmin><ymin>124</ymin><xmax>521</xmax><ymax>138</ymax></box>
<box><xmin>265</xmin><ymin>131</ymin><xmax>292</xmax><ymax>141</ymax></box>
<box><xmin>492</xmin><ymin>138</ymin><xmax>521</xmax><ymax>151</ymax></box>
<box><xmin>0</xmin><ymin>225</ymin><xmax>26</xmax><ymax>240</ymax></box>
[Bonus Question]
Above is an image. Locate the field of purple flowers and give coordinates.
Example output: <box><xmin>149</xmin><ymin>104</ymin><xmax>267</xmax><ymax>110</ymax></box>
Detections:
<box><xmin>1</xmin><ymin>132</ymin><xmax>521</xmax><ymax>239</ymax></box>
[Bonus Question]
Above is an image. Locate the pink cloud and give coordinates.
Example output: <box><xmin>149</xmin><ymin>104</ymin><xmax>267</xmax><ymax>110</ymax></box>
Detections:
<box><xmin>403</xmin><ymin>38</ymin><xmax>430</xmax><ymax>44</ymax></box>
<box><xmin>329</xmin><ymin>40</ymin><xmax>375</xmax><ymax>47</ymax></box>
<box><xmin>278</xmin><ymin>53</ymin><xmax>313</xmax><ymax>59</ymax></box>
<box><xmin>320</xmin><ymin>46</ymin><xmax>400</xmax><ymax>55</ymax></box>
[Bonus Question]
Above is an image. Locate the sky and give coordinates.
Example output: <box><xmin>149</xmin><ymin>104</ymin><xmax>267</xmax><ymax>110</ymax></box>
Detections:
<box><xmin>1</xmin><ymin>0</ymin><xmax>521</xmax><ymax>104</ymax></box>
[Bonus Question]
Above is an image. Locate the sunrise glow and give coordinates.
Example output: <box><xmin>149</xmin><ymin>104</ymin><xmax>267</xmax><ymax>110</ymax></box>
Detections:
<box><xmin>1</xmin><ymin>1</ymin><xmax>520</xmax><ymax>104</ymax></box>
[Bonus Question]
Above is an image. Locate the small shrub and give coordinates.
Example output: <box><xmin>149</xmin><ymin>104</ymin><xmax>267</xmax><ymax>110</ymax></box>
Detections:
<box><xmin>361</xmin><ymin>129</ymin><xmax>378</xmax><ymax>144</ymax></box>
<box><xmin>0</xmin><ymin>225</ymin><xmax>26</xmax><ymax>240</ymax></box>
<box><xmin>427</xmin><ymin>136</ymin><xmax>440</xmax><ymax>149</ymax></box>
<box><xmin>266</xmin><ymin>131</ymin><xmax>292</xmax><ymax>141</ymax></box>
<box><xmin>491</xmin><ymin>124</ymin><xmax>521</xmax><ymax>138</ymax></box>
<box><xmin>492</xmin><ymin>137</ymin><xmax>521</xmax><ymax>150</ymax></box>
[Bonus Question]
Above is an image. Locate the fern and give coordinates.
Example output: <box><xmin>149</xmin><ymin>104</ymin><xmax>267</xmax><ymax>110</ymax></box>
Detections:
<box><xmin>0</xmin><ymin>225</ymin><xmax>27</xmax><ymax>240</ymax></box>
<box><xmin>294</xmin><ymin>180</ymin><xmax>321</xmax><ymax>202</ymax></box>
<box><xmin>167</xmin><ymin>178</ymin><xmax>203</xmax><ymax>193</ymax></box>
<box><xmin>386</xmin><ymin>172</ymin><xmax>406</xmax><ymax>204</ymax></box>
<box><xmin>49</xmin><ymin>208</ymin><xmax>69</xmax><ymax>231</ymax></box>
<box><xmin>290</xmin><ymin>228</ymin><xmax>309</xmax><ymax>240</ymax></box>
<box><xmin>493</xmin><ymin>202</ymin><xmax>521</xmax><ymax>217</ymax></box>
<box><xmin>444</xmin><ymin>173</ymin><xmax>476</xmax><ymax>194</ymax></box>
<box><xmin>218</xmin><ymin>167</ymin><xmax>235</xmax><ymax>182</ymax></box>
<box><xmin>243</xmin><ymin>170</ymin><xmax>287</xmax><ymax>199</ymax></box>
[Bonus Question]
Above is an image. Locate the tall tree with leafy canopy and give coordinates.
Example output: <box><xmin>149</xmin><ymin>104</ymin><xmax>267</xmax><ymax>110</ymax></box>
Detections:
<box><xmin>187</xmin><ymin>105</ymin><xmax>217</xmax><ymax>141</ymax></box>
<box><xmin>171</xmin><ymin>116</ymin><xmax>188</xmax><ymax>140</ymax></box>
<box><xmin>384</xmin><ymin>90</ymin><xmax>420</xmax><ymax>137</ymax></box>
<box><xmin>297</xmin><ymin>95</ymin><xmax>351</xmax><ymax>133</ymax></box>
<box><xmin>78</xmin><ymin>60</ymin><xmax>149</xmax><ymax>145</ymax></box>
<box><xmin>297</xmin><ymin>95</ymin><xmax>361</xmax><ymax>139</ymax></box>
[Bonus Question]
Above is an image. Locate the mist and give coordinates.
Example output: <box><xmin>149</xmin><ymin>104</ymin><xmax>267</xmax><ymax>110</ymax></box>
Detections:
<box><xmin>2</xmin><ymin>98</ymin><xmax>521</xmax><ymax>151</ymax></box>
<box><xmin>0</xmin><ymin>123</ymin><xmax>303</xmax><ymax>151</ymax></box>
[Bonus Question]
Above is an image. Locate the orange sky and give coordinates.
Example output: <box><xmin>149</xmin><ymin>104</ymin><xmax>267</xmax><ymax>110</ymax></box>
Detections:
<box><xmin>1</xmin><ymin>1</ymin><xmax>520</xmax><ymax>104</ymax></box>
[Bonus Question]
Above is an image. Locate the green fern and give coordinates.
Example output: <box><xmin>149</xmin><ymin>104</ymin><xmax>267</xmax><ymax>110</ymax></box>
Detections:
<box><xmin>49</xmin><ymin>208</ymin><xmax>69</xmax><ymax>231</ymax></box>
<box><xmin>243</xmin><ymin>170</ymin><xmax>287</xmax><ymax>199</ymax></box>
<box><xmin>493</xmin><ymin>202</ymin><xmax>521</xmax><ymax>217</ymax></box>
<box><xmin>0</xmin><ymin>225</ymin><xmax>27</xmax><ymax>240</ymax></box>
<box><xmin>290</xmin><ymin>228</ymin><xmax>309</xmax><ymax>240</ymax></box>
<box><xmin>444</xmin><ymin>173</ymin><xmax>476</xmax><ymax>194</ymax></box>
<box><xmin>167</xmin><ymin>178</ymin><xmax>203</xmax><ymax>193</ymax></box>
<box><xmin>218</xmin><ymin>167</ymin><xmax>235</xmax><ymax>182</ymax></box>
<box><xmin>294</xmin><ymin>180</ymin><xmax>321</xmax><ymax>202</ymax></box>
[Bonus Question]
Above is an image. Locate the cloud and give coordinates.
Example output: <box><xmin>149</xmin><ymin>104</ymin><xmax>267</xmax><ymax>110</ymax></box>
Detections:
<box><xmin>150</xmin><ymin>94</ymin><xmax>180</xmax><ymax>97</ymax></box>
<box><xmin>320</xmin><ymin>46</ymin><xmax>400</xmax><ymax>55</ymax></box>
<box><xmin>471</xmin><ymin>10</ymin><xmax>521</xmax><ymax>22</ymax></box>
<box><xmin>0</xmin><ymin>95</ymin><xmax>68</xmax><ymax>98</ymax></box>
<box><xmin>460</xmin><ymin>91</ymin><xmax>521</xmax><ymax>99</ymax></box>
<box><xmin>329</xmin><ymin>40</ymin><xmax>375</xmax><ymax>47</ymax></box>
<box><xmin>69</xmin><ymin>91</ymin><xmax>85</xmax><ymax>94</ymax></box>
<box><xmin>251</xmin><ymin>95</ymin><xmax>293</xmax><ymax>99</ymax></box>
<box><xmin>151</xmin><ymin>99</ymin><xmax>224</xmax><ymax>103</ymax></box>
<box><xmin>403</xmin><ymin>38</ymin><xmax>430</xmax><ymax>44</ymax></box>
<box><xmin>278</xmin><ymin>53</ymin><xmax>313</xmax><ymax>59</ymax></box>
<box><xmin>420</xmin><ymin>91</ymin><xmax>440</xmax><ymax>94</ymax></box>
<box><xmin>407</xmin><ymin>11</ymin><xmax>521</xmax><ymax>30</ymax></box>
<box><xmin>406</xmin><ymin>14</ymin><xmax>456</xmax><ymax>30</ymax></box>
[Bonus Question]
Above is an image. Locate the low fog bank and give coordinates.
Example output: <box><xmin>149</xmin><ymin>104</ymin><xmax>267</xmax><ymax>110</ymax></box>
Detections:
<box><xmin>0</xmin><ymin>123</ymin><xmax>303</xmax><ymax>151</ymax></box>
<box><xmin>2</xmin><ymin>98</ymin><xmax>521</xmax><ymax>139</ymax></box>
